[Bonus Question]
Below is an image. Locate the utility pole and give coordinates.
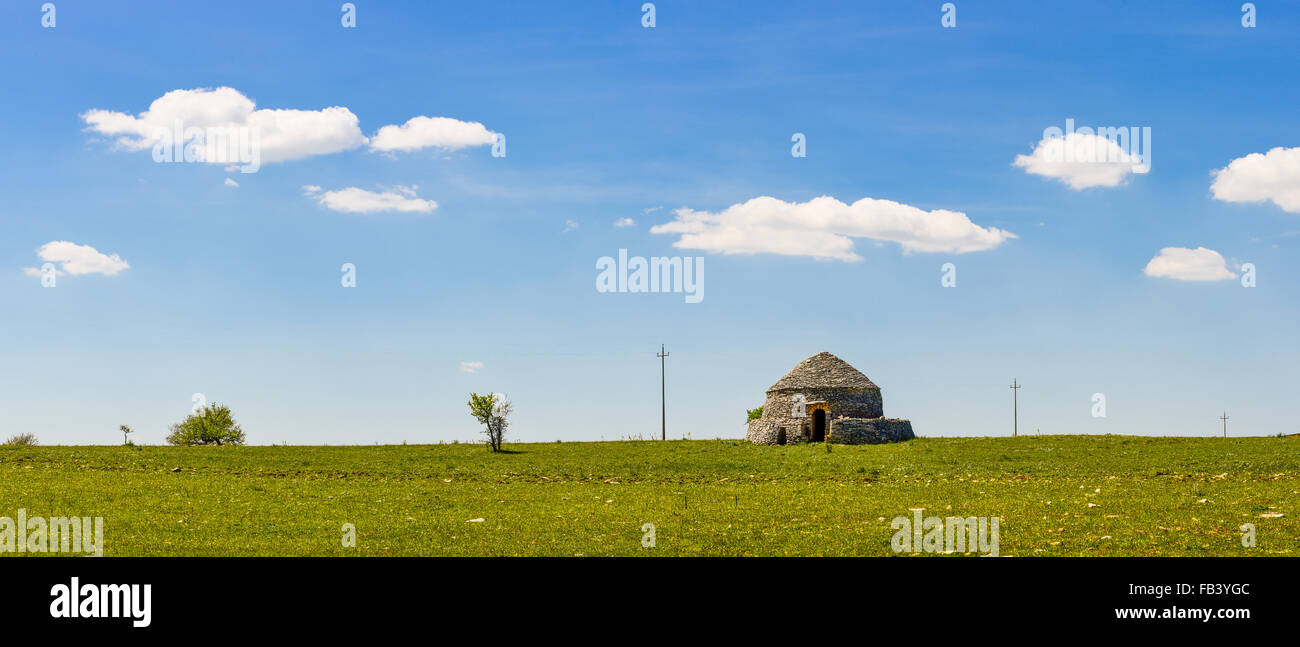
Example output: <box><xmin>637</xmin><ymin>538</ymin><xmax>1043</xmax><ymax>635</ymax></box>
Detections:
<box><xmin>1010</xmin><ymin>379</ymin><xmax>1021</xmax><ymax>437</ymax></box>
<box><xmin>657</xmin><ymin>344</ymin><xmax>670</xmax><ymax>441</ymax></box>
<box><xmin>1220</xmin><ymin>412</ymin><xmax>1229</xmax><ymax>438</ymax></box>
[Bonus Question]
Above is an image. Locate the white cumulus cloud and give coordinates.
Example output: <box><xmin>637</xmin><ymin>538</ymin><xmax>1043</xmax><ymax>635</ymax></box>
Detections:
<box><xmin>1210</xmin><ymin>146</ymin><xmax>1300</xmax><ymax>213</ymax></box>
<box><xmin>649</xmin><ymin>195</ymin><xmax>1015</xmax><ymax>261</ymax></box>
<box><xmin>369</xmin><ymin>116</ymin><xmax>497</xmax><ymax>153</ymax></box>
<box><xmin>304</xmin><ymin>185</ymin><xmax>437</xmax><ymax>214</ymax></box>
<box><xmin>1143</xmin><ymin>246</ymin><xmax>1236</xmax><ymax>282</ymax></box>
<box><xmin>224</xmin><ymin>178</ymin><xmax>239</xmax><ymax>188</ymax></box>
<box><xmin>460</xmin><ymin>361</ymin><xmax>484</xmax><ymax>374</ymax></box>
<box><xmin>1013</xmin><ymin>132</ymin><xmax>1148</xmax><ymax>189</ymax></box>
<box><xmin>614</xmin><ymin>218</ymin><xmax>636</xmax><ymax>228</ymax></box>
<box><xmin>81</xmin><ymin>87</ymin><xmax>368</xmax><ymax>164</ymax></box>
<box><xmin>23</xmin><ymin>241</ymin><xmax>130</xmax><ymax>278</ymax></box>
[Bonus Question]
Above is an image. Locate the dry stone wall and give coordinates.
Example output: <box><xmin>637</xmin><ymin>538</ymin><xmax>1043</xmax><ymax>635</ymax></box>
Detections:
<box><xmin>828</xmin><ymin>417</ymin><xmax>915</xmax><ymax>444</ymax></box>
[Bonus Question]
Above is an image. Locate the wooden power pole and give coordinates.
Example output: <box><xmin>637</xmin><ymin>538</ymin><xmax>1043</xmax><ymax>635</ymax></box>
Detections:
<box><xmin>657</xmin><ymin>344</ymin><xmax>670</xmax><ymax>441</ymax></box>
<box><xmin>1010</xmin><ymin>379</ymin><xmax>1021</xmax><ymax>437</ymax></box>
<box><xmin>1220</xmin><ymin>412</ymin><xmax>1229</xmax><ymax>438</ymax></box>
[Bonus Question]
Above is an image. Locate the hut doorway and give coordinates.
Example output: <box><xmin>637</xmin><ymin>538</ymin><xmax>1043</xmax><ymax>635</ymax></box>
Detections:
<box><xmin>811</xmin><ymin>409</ymin><xmax>826</xmax><ymax>442</ymax></box>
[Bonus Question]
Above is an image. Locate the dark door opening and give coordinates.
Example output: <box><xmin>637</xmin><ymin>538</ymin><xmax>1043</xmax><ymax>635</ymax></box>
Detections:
<box><xmin>812</xmin><ymin>409</ymin><xmax>826</xmax><ymax>442</ymax></box>
<box><xmin>776</xmin><ymin>428</ymin><xmax>786</xmax><ymax>445</ymax></box>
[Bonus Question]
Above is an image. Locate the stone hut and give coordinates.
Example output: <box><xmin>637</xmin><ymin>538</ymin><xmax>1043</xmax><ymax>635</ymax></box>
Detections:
<box><xmin>746</xmin><ymin>352</ymin><xmax>914</xmax><ymax>445</ymax></box>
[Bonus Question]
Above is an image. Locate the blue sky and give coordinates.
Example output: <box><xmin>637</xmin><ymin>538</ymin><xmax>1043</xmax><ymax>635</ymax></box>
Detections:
<box><xmin>2</xmin><ymin>1</ymin><xmax>1298</xmax><ymax>444</ymax></box>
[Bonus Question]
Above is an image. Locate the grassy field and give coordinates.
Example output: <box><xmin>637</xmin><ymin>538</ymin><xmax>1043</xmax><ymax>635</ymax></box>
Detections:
<box><xmin>2</xmin><ymin>436</ymin><xmax>1296</xmax><ymax>556</ymax></box>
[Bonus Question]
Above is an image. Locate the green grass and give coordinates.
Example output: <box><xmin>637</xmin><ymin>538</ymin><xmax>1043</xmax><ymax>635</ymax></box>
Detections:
<box><xmin>2</xmin><ymin>436</ymin><xmax>1296</xmax><ymax>556</ymax></box>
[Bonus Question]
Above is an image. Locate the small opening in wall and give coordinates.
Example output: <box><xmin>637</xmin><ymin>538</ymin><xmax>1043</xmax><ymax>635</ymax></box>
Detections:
<box><xmin>776</xmin><ymin>428</ymin><xmax>786</xmax><ymax>445</ymax></box>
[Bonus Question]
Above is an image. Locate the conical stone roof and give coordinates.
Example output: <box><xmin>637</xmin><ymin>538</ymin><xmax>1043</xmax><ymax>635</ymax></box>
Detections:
<box><xmin>767</xmin><ymin>352</ymin><xmax>878</xmax><ymax>392</ymax></box>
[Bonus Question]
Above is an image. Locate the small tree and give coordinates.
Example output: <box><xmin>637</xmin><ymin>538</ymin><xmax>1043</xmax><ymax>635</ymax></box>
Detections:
<box><xmin>166</xmin><ymin>403</ymin><xmax>246</xmax><ymax>446</ymax></box>
<box><xmin>467</xmin><ymin>392</ymin><xmax>512</xmax><ymax>452</ymax></box>
<box><xmin>3</xmin><ymin>433</ymin><xmax>39</xmax><ymax>446</ymax></box>
<box><xmin>120</xmin><ymin>424</ymin><xmax>134</xmax><ymax>445</ymax></box>
<box><xmin>746</xmin><ymin>406</ymin><xmax>763</xmax><ymax>423</ymax></box>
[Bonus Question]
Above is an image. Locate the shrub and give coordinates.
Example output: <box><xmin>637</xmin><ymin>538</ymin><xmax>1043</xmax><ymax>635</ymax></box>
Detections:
<box><xmin>3</xmin><ymin>433</ymin><xmax>39</xmax><ymax>446</ymax></box>
<box><xmin>166</xmin><ymin>403</ymin><xmax>246</xmax><ymax>446</ymax></box>
<box><xmin>746</xmin><ymin>406</ymin><xmax>763</xmax><ymax>423</ymax></box>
